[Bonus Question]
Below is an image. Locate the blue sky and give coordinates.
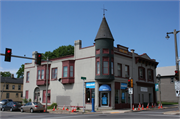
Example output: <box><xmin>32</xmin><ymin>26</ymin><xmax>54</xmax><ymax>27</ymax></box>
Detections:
<box><xmin>0</xmin><ymin>0</ymin><xmax>179</xmax><ymax>77</ymax></box>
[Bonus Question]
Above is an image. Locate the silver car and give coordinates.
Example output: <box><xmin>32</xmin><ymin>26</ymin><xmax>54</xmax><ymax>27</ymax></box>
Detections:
<box><xmin>0</xmin><ymin>99</ymin><xmax>13</xmax><ymax>105</ymax></box>
<box><xmin>20</xmin><ymin>102</ymin><xmax>45</xmax><ymax>113</ymax></box>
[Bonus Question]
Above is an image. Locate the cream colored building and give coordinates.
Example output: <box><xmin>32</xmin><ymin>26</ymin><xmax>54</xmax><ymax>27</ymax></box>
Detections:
<box><xmin>23</xmin><ymin>16</ymin><xmax>158</xmax><ymax>109</ymax></box>
<box><xmin>0</xmin><ymin>76</ymin><xmax>23</xmax><ymax>102</ymax></box>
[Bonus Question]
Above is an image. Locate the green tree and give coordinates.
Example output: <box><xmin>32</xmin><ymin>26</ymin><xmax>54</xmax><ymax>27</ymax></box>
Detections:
<box><xmin>42</xmin><ymin>45</ymin><xmax>74</xmax><ymax>60</ymax></box>
<box><xmin>0</xmin><ymin>71</ymin><xmax>11</xmax><ymax>77</ymax></box>
<box><xmin>16</xmin><ymin>45</ymin><xmax>74</xmax><ymax>79</ymax></box>
<box><xmin>16</xmin><ymin>64</ymin><xmax>24</xmax><ymax>79</ymax></box>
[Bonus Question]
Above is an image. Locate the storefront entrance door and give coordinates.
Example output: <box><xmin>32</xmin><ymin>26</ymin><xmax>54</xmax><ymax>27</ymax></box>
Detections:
<box><xmin>101</xmin><ymin>92</ymin><xmax>109</xmax><ymax>107</ymax></box>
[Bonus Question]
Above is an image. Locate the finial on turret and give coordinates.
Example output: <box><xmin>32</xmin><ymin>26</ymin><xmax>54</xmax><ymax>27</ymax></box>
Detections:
<box><xmin>102</xmin><ymin>5</ymin><xmax>107</xmax><ymax>17</ymax></box>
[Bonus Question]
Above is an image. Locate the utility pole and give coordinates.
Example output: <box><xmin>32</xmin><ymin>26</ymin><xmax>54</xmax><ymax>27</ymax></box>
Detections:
<box><xmin>45</xmin><ymin>57</ymin><xmax>49</xmax><ymax>113</ymax></box>
<box><xmin>166</xmin><ymin>29</ymin><xmax>180</xmax><ymax>111</ymax></box>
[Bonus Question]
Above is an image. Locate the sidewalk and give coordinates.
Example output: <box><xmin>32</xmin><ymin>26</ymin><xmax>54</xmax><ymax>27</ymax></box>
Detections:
<box><xmin>47</xmin><ymin>104</ymin><xmax>179</xmax><ymax>115</ymax></box>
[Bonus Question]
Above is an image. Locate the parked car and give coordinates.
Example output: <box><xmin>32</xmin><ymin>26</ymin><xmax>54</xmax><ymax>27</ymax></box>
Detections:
<box><xmin>1</xmin><ymin>101</ymin><xmax>22</xmax><ymax>111</ymax></box>
<box><xmin>0</xmin><ymin>99</ymin><xmax>13</xmax><ymax>105</ymax></box>
<box><xmin>20</xmin><ymin>102</ymin><xmax>45</xmax><ymax>113</ymax></box>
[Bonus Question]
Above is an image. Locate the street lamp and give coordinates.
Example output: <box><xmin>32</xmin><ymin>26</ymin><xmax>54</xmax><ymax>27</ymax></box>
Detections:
<box><xmin>165</xmin><ymin>29</ymin><xmax>180</xmax><ymax>72</ymax></box>
<box><xmin>165</xmin><ymin>34</ymin><xmax>170</xmax><ymax>40</ymax></box>
<box><xmin>166</xmin><ymin>29</ymin><xmax>180</xmax><ymax>111</ymax></box>
<box><xmin>156</xmin><ymin>74</ymin><xmax>161</xmax><ymax>107</ymax></box>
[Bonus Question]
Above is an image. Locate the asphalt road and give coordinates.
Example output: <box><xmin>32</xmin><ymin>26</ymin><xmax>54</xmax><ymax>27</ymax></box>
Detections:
<box><xmin>0</xmin><ymin>108</ymin><xmax>179</xmax><ymax>119</ymax></box>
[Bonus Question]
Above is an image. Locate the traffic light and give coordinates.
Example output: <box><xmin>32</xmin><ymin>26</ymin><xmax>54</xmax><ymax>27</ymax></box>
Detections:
<box><xmin>35</xmin><ymin>53</ymin><xmax>42</xmax><ymax>65</ymax></box>
<box><xmin>131</xmin><ymin>79</ymin><xmax>133</xmax><ymax>88</ymax></box>
<box><xmin>128</xmin><ymin>79</ymin><xmax>131</xmax><ymax>87</ymax></box>
<box><xmin>175</xmin><ymin>70</ymin><xmax>179</xmax><ymax>81</ymax></box>
<box><xmin>5</xmin><ymin>48</ymin><xmax>12</xmax><ymax>62</ymax></box>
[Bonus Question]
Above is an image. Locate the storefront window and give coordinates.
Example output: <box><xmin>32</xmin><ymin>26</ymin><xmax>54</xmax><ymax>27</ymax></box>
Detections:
<box><xmin>121</xmin><ymin>90</ymin><xmax>126</xmax><ymax>103</ymax></box>
<box><xmin>85</xmin><ymin>82</ymin><xmax>95</xmax><ymax>103</ymax></box>
<box><xmin>115</xmin><ymin>89</ymin><xmax>119</xmax><ymax>104</ymax></box>
<box><xmin>86</xmin><ymin>88</ymin><xmax>90</xmax><ymax>103</ymax></box>
<box><xmin>86</xmin><ymin>88</ymin><xmax>95</xmax><ymax>103</ymax></box>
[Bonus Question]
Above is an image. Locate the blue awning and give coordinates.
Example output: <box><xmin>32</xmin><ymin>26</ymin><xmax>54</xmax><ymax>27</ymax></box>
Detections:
<box><xmin>99</xmin><ymin>84</ymin><xmax>111</xmax><ymax>91</ymax></box>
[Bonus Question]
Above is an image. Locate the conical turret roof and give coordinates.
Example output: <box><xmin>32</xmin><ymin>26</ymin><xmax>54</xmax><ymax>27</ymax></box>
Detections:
<box><xmin>95</xmin><ymin>16</ymin><xmax>114</xmax><ymax>41</ymax></box>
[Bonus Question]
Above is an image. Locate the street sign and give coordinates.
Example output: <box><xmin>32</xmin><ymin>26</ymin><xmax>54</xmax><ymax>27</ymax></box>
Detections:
<box><xmin>175</xmin><ymin>90</ymin><xmax>180</xmax><ymax>97</ymax></box>
<box><xmin>81</xmin><ymin>77</ymin><xmax>86</xmax><ymax>80</ymax></box>
<box><xmin>175</xmin><ymin>81</ymin><xmax>180</xmax><ymax>91</ymax></box>
<box><xmin>128</xmin><ymin>88</ymin><xmax>133</xmax><ymax>94</ymax></box>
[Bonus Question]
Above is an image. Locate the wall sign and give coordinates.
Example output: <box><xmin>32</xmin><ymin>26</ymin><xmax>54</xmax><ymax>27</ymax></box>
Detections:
<box><xmin>121</xmin><ymin>83</ymin><xmax>127</xmax><ymax>89</ymax></box>
<box><xmin>141</xmin><ymin>87</ymin><xmax>148</xmax><ymax>92</ymax></box>
<box><xmin>155</xmin><ymin>83</ymin><xmax>159</xmax><ymax>91</ymax></box>
<box><xmin>86</xmin><ymin>82</ymin><xmax>95</xmax><ymax>88</ymax></box>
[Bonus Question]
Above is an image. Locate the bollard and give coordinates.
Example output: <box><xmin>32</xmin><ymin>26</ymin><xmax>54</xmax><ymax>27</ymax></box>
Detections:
<box><xmin>91</xmin><ymin>98</ymin><xmax>96</xmax><ymax>112</ymax></box>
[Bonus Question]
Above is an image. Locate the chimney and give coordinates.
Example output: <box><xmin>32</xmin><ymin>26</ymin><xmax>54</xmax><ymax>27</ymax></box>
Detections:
<box><xmin>11</xmin><ymin>74</ymin><xmax>14</xmax><ymax>78</ymax></box>
<box><xmin>32</xmin><ymin>51</ymin><xmax>38</xmax><ymax>64</ymax></box>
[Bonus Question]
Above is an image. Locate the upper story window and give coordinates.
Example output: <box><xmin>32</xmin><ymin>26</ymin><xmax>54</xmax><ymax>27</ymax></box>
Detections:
<box><xmin>96</xmin><ymin>49</ymin><xmax>100</xmax><ymax>54</ymax></box>
<box><xmin>18</xmin><ymin>85</ymin><xmax>21</xmax><ymax>90</ymax></box>
<box><xmin>117</xmin><ymin>63</ymin><xmax>122</xmax><ymax>77</ymax></box>
<box><xmin>111</xmin><ymin>58</ymin><xmax>114</xmax><ymax>75</ymax></box>
<box><xmin>147</xmin><ymin>69</ymin><xmax>153</xmax><ymax>81</ymax></box>
<box><xmin>103</xmin><ymin>49</ymin><xmax>109</xmax><ymax>54</ymax></box>
<box><xmin>41</xmin><ymin>70</ymin><xmax>44</xmax><ymax>79</ymax></box>
<box><xmin>12</xmin><ymin>85</ymin><xmax>15</xmax><ymax>90</ymax></box>
<box><xmin>97</xmin><ymin>62</ymin><xmax>100</xmax><ymax>74</ymax></box>
<box><xmin>37</xmin><ymin>65</ymin><xmax>48</xmax><ymax>81</ymax></box>
<box><xmin>70</xmin><ymin>66</ymin><xmax>73</xmax><ymax>77</ymax></box>
<box><xmin>62</xmin><ymin>60</ymin><xmax>75</xmax><ymax>84</ymax></box>
<box><xmin>6</xmin><ymin>84</ymin><xmax>9</xmax><ymax>90</ymax></box>
<box><xmin>52</xmin><ymin>68</ymin><xmax>57</xmax><ymax>80</ymax></box>
<box><xmin>38</xmin><ymin>70</ymin><xmax>40</xmax><ymax>79</ymax></box>
<box><xmin>37</xmin><ymin>70</ymin><xmax>45</xmax><ymax>80</ymax></box>
<box><xmin>139</xmin><ymin>67</ymin><xmax>145</xmax><ymax>80</ymax></box>
<box><xmin>125</xmin><ymin>65</ymin><xmax>129</xmax><ymax>78</ymax></box>
<box><xmin>63</xmin><ymin>66</ymin><xmax>68</xmax><ymax>77</ymax></box>
<box><xmin>96</xmin><ymin>57</ymin><xmax>100</xmax><ymax>75</ymax></box>
<box><xmin>26</xmin><ymin>71</ymin><xmax>30</xmax><ymax>82</ymax></box>
<box><xmin>103</xmin><ymin>57</ymin><xmax>109</xmax><ymax>75</ymax></box>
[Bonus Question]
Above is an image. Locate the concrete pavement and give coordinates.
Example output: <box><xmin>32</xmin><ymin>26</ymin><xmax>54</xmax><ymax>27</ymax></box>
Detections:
<box><xmin>47</xmin><ymin>104</ymin><xmax>179</xmax><ymax>115</ymax></box>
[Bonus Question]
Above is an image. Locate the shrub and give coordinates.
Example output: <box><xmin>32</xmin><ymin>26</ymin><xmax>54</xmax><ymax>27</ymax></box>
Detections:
<box><xmin>28</xmin><ymin>98</ymin><xmax>31</xmax><ymax>102</ymax></box>
<box><xmin>76</xmin><ymin>106</ymin><xmax>80</xmax><ymax>110</ymax></box>
<box><xmin>22</xmin><ymin>98</ymin><xmax>28</xmax><ymax>104</ymax></box>
<box><xmin>47</xmin><ymin>103</ymin><xmax>57</xmax><ymax>109</ymax></box>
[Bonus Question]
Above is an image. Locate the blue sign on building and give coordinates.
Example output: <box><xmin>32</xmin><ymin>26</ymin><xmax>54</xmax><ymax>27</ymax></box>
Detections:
<box><xmin>121</xmin><ymin>83</ymin><xmax>127</xmax><ymax>89</ymax></box>
<box><xmin>86</xmin><ymin>82</ymin><xmax>95</xmax><ymax>89</ymax></box>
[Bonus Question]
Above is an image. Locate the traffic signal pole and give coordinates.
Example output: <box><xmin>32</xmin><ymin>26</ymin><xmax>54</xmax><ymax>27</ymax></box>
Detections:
<box><xmin>166</xmin><ymin>29</ymin><xmax>180</xmax><ymax>111</ymax></box>
<box><xmin>173</xmin><ymin>30</ymin><xmax>180</xmax><ymax>112</ymax></box>
<box><xmin>0</xmin><ymin>53</ymin><xmax>36</xmax><ymax>60</ymax></box>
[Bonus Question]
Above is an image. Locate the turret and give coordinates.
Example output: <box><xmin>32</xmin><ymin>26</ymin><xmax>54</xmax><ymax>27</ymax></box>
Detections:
<box><xmin>95</xmin><ymin>16</ymin><xmax>114</xmax><ymax>82</ymax></box>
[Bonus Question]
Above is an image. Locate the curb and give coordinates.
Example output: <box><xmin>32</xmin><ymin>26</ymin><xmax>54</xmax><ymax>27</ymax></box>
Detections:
<box><xmin>47</xmin><ymin>106</ymin><xmax>179</xmax><ymax>115</ymax></box>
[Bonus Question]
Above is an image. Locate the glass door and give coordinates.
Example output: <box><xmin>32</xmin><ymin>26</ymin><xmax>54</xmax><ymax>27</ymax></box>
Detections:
<box><xmin>101</xmin><ymin>92</ymin><xmax>109</xmax><ymax>107</ymax></box>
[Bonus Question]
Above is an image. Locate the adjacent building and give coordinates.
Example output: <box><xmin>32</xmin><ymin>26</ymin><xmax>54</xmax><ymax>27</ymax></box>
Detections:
<box><xmin>156</xmin><ymin>66</ymin><xmax>179</xmax><ymax>102</ymax></box>
<box><xmin>23</xmin><ymin>16</ymin><xmax>158</xmax><ymax>109</ymax></box>
<box><xmin>0</xmin><ymin>75</ymin><xmax>23</xmax><ymax>102</ymax></box>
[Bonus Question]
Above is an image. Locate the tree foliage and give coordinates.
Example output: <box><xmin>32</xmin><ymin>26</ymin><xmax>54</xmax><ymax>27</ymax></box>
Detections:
<box><xmin>42</xmin><ymin>45</ymin><xmax>74</xmax><ymax>60</ymax></box>
<box><xmin>0</xmin><ymin>71</ymin><xmax>11</xmax><ymax>77</ymax></box>
<box><xmin>16</xmin><ymin>64</ymin><xmax>24</xmax><ymax>79</ymax></box>
<box><xmin>16</xmin><ymin>45</ymin><xmax>74</xmax><ymax>78</ymax></box>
